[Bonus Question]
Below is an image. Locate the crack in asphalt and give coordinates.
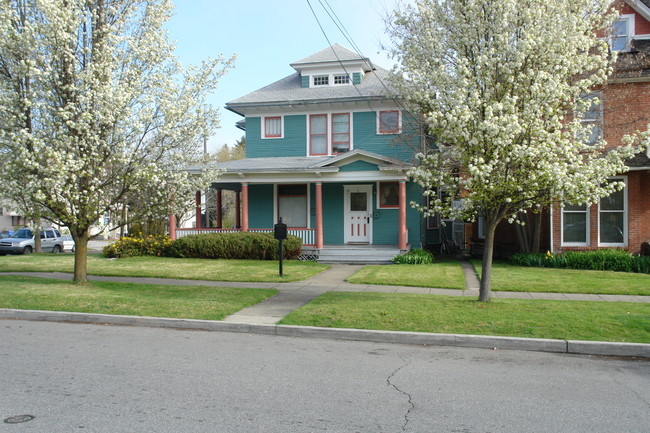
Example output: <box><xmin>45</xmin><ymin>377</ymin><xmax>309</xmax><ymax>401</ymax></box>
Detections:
<box><xmin>613</xmin><ymin>370</ymin><xmax>650</xmax><ymax>409</ymax></box>
<box><xmin>387</xmin><ymin>360</ymin><xmax>415</xmax><ymax>431</ymax></box>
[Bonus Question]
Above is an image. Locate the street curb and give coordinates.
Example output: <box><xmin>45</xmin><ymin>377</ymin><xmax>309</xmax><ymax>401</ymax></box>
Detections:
<box><xmin>1</xmin><ymin>308</ymin><xmax>649</xmax><ymax>358</ymax></box>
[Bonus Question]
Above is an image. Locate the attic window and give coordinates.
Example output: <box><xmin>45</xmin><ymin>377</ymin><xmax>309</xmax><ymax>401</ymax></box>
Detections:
<box><xmin>313</xmin><ymin>75</ymin><xmax>329</xmax><ymax>86</ymax></box>
<box><xmin>611</xmin><ymin>15</ymin><xmax>634</xmax><ymax>52</ymax></box>
<box><xmin>334</xmin><ymin>74</ymin><xmax>350</xmax><ymax>85</ymax></box>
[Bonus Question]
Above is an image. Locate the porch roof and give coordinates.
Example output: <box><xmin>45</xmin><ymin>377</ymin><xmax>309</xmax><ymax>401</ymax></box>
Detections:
<box><xmin>196</xmin><ymin>149</ymin><xmax>412</xmax><ymax>173</ymax></box>
<box><xmin>190</xmin><ymin>149</ymin><xmax>413</xmax><ymax>183</ymax></box>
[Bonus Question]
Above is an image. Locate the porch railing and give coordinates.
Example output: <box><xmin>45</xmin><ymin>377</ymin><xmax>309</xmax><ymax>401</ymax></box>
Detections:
<box><xmin>175</xmin><ymin>228</ymin><xmax>316</xmax><ymax>246</ymax></box>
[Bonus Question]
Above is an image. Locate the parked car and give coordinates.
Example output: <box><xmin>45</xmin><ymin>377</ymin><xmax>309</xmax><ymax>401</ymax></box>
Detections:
<box><xmin>0</xmin><ymin>227</ymin><xmax>65</xmax><ymax>255</ymax></box>
<box><xmin>60</xmin><ymin>235</ymin><xmax>75</xmax><ymax>252</ymax></box>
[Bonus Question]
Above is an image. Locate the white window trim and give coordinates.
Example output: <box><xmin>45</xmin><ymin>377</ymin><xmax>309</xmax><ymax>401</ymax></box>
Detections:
<box><xmin>333</xmin><ymin>73</ymin><xmax>352</xmax><ymax>86</ymax></box>
<box><xmin>477</xmin><ymin>216</ymin><xmax>485</xmax><ymax>239</ymax></box>
<box><xmin>306</xmin><ymin>112</ymin><xmax>354</xmax><ymax>156</ymax></box>
<box><xmin>376</xmin><ymin>110</ymin><xmax>402</xmax><ymax>135</ymax></box>
<box><xmin>611</xmin><ymin>14</ymin><xmax>635</xmax><ymax>52</ymax></box>
<box><xmin>598</xmin><ymin>176</ymin><xmax>628</xmax><ymax>247</ymax></box>
<box><xmin>312</xmin><ymin>75</ymin><xmax>330</xmax><ymax>87</ymax></box>
<box><xmin>262</xmin><ymin>116</ymin><xmax>284</xmax><ymax>139</ymax></box>
<box><xmin>580</xmin><ymin>91</ymin><xmax>603</xmax><ymax>146</ymax></box>
<box><xmin>561</xmin><ymin>203</ymin><xmax>590</xmax><ymax>247</ymax></box>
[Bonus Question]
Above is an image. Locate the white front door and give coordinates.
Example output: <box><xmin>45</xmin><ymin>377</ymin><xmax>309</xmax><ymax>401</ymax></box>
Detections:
<box><xmin>344</xmin><ymin>185</ymin><xmax>372</xmax><ymax>244</ymax></box>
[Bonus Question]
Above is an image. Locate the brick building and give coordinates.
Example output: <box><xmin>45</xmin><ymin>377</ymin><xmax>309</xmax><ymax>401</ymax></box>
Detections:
<box><xmin>472</xmin><ymin>0</ymin><xmax>650</xmax><ymax>256</ymax></box>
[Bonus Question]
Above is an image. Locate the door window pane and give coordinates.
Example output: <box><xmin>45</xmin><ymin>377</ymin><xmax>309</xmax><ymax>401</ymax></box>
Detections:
<box><xmin>350</xmin><ymin>192</ymin><xmax>367</xmax><ymax>211</ymax></box>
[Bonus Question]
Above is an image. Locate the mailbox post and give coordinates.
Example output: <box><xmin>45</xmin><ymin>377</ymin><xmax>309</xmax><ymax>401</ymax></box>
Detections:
<box><xmin>274</xmin><ymin>218</ymin><xmax>288</xmax><ymax>277</ymax></box>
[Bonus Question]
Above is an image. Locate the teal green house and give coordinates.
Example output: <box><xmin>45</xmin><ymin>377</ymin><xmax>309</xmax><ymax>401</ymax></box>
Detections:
<box><xmin>185</xmin><ymin>45</ymin><xmax>444</xmax><ymax>261</ymax></box>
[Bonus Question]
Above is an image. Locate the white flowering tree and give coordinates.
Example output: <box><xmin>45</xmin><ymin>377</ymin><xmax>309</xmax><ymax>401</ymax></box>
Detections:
<box><xmin>389</xmin><ymin>0</ymin><xmax>641</xmax><ymax>301</ymax></box>
<box><xmin>0</xmin><ymin>0</ymin><xmax>233</xmax><ymax>283</ymax></box>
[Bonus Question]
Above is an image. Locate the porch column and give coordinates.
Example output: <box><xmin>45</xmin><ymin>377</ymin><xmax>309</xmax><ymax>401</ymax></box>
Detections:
<box><xmin>235</xmin><ymin>192</ymin><xmax>241</xmax><ymax>229</ymax></box>
<box><xmin>315</xmin><ymin>182</ymin><xmax>324</xmax><ymax>249</ymax></box>
<box><xmin>241</xmin><ymin>183</ymin><xmax>249</xmax><ymax>231</ymax></box>
<box><xmin>398</xmin><ymin>180</ymin><xmax>407</xmax><ymax>250</ymax></box>
<box><xmin>195</xmin><ymin>190</ymin><xmax>202</xmax><ymax>229</ymax></box>
<box><xmin>215</xmin><ymin>188</ymin><xmax>223</xmax><ymax>229</ymax></box>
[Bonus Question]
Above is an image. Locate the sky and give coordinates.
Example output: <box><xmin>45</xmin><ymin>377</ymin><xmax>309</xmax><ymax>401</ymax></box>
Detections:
<box><xmin>164</xmin><ymin>0</ymin><xmax>404</xmax><ymax>153</ymax></box>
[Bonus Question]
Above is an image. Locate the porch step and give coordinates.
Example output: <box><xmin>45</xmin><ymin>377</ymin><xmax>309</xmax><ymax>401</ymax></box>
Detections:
<box><xmin>315</xmin><ymin>246</ymin><xmax>403</xmax><ymax>265</ymax></box>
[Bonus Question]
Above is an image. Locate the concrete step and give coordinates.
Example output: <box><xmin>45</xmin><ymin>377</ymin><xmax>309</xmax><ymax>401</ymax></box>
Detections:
<box><xmin>315</xmin><ymin>246</ymin><xmax>401</xmax><ymax>265</ymax></box>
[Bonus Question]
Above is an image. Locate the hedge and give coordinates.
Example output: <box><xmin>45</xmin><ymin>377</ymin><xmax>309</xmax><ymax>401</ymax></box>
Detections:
<box><xmin>166</xmin><ymin>232</ymin><xmax>302</xmax><ymax>260</ymax></box>
<box><xmin>512</xmin><ymin>249</ymin><xmax>650</xmax><ymax>274</ymax></box>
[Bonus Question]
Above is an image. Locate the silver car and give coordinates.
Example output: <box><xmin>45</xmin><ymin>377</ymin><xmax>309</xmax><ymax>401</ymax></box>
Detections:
<box><xmin>0</xmin><ymin>227</ymin><xmax>65</xmax><ymax>255</ymax></box>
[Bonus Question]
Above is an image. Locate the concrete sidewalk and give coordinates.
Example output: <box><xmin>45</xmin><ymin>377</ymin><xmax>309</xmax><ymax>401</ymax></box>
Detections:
<box><xmin>4</xmin><ymin>263</ymin><xmax>649</xmax><ymax>328</ymax></box>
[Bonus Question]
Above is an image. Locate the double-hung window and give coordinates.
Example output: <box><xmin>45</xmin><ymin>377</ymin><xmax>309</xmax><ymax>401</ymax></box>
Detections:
<box><xmin>309</xmin><ymin>114</ymin><xmax>328</xmax><ymax>155</ymax></box>
<box><xmin>378</xmin><ymin>110</ymin><xmax>401</xmax><ymax>134</ymax></box>
<box><xmin>580</xmin><ymin>93</ymin><xmax>603</xmax><ymax>146</ymax></box>
<box><xmin>611</xmin><ymin>16</ymin><xmax>634</xmax><ymax>52</ymax></box>
<box><xmin>599</xmin><ymin>178</ymin><xmax>627</xmax><ymax>245</ymax></box>
<box><xmin>264</xmin><ymin>116</ymin><xmax>282</xmax><ymax>138</ymax></box>
<box><xmin>331</xmin><ymin>113</ymin><xmax>350</xmax><ymax>154</ymax></box>
<box><xmin>309</xmin><ymin>113</ymin><xmax>352</xmax><ymax>156</ymax></box>
<box><xmin>277</xmin><ymin>184</ymin><xmax>308</xmax><ymax>228</ymax></box>
<box><xmin>562</xmin><ymin>204</ymin><xmax>589</xmax><ymax>245</ymax></box>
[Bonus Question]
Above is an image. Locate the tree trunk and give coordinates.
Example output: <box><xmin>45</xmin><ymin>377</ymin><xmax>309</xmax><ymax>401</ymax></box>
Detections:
<box><xmin>34</xmin><ymin>224</ymin><xmax>42</xmax><ymax>253</ymax></box>
<box><xmin>72</xmin><ymin>228</ymin><xmax>90</xmax><ymax>284</ymax></box>
<box><xmin>479</xmin><ymin>219</ymin><xmax>499</xmax><ymax>302</ymax></box>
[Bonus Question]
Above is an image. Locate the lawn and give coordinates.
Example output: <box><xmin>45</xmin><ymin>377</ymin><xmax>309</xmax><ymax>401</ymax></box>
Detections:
<box><xmin>280</xmin><ymin>292</ymin><xmax>650</xmax><ymax>343</ymax></box>
<box><xmin>0</xmin><ymin>275</ymin><xmax>276</xmax><ymax>320</ymax></box>
<box><xmin>0</xmin><ymin>254</ymin><xmax>329</xmax><ymax>282</ymax></box>
<box><xmin>346</xmin><ymin>260</ymin><xmax>466</xmax><ymax>289</ymax></box>
<box><xmin>472</xmin><ymin>260</ymin><xmax>650</xmax><ymax>295</ymax></box>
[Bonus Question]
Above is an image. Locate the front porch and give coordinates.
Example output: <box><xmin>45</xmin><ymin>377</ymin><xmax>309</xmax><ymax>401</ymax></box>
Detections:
<box><xmin>175</xmin><ymin>226</ymin><xmax>405</xmax><ymax>263</ymax></box>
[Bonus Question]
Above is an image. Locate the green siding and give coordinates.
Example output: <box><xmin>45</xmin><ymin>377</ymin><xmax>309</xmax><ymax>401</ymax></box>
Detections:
<box><xmin>301</xmin><ymin>75</ymin><xmax>309</xmax><ymax>88</ymax></box>
<box><xmin>245</xmin><ymin>110</ymin><xmax>422</xmax><ymax>161</ymax></box>
<box><xmin>246</xmin><ymin>115</ymin><xmax>307</xmax><ymax>158</ymax></box>
<box><xmin>352</xmin><ymin>112</ymin><xmax>420</xmax><ymax>162</ymax></box>
<box><xmin>247</xmin><ymin>184</ymin><xmax>274</xmax><ymax>228</ymax></box>
<box><xmin>321</xmin><ymin>183</ymin><xmax>345</xmax><ymax>244</ymax></box>
<box><xmin>338</xmin><ymin>160</ymin><xmax>379</xmax><ymax>172</ymax></box>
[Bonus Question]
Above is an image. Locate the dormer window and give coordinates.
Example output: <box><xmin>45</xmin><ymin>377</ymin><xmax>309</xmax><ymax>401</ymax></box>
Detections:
<box><xmin>313</xmin><ymin>75</ymin><xmax>329</xmax><ymax>86</ymax></box>
<box><xmin>611</xmin><ymin>15</ymin><xmax>634</xmax><ymax>52</ymax></box>
<box><xmin>334</xmin><ymin>74</ymin><xmax>350</xmax><ymax>85</ymax></box>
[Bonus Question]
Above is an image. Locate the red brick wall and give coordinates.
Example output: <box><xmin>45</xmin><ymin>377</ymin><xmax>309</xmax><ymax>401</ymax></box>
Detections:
<box><xmin>619</xmin><ymin>3</ymin><xmax>650</xmax><ymax>35</ymax></box>
<box><xmin>552</xmin><ymin>171</ymin><xmax>650</xmax><ymax>254</ymax></box>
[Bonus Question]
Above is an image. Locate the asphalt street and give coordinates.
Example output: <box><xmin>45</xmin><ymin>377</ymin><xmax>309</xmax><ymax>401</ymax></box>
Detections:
<box><xmin>1</xmin><ymin>320</ymin><xmax>649</xmax><ymax>433</ymax></box>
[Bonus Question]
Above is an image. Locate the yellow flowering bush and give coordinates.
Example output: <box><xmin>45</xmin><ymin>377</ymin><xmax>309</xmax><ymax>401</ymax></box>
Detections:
<box><xmin>103</xmin><ymin>234</ymin><xmax>173</xmax><ymax>258</ymax></box>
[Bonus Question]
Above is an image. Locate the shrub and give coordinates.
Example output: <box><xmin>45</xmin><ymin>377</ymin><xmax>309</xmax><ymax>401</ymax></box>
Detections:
<box><xmin>512</xmin><ymin>249</ymin><xmax>650</xmax><ymax>274</ymax></box>
<box><xmin>393</xmin><ymin>248</ymin><xmax>435</xmax><ymax>265</ymax></box>
<box><xmin>167</xmin><ymin>232</ymin><xmax>302</xmax><ymax>260</ymax></box>
<box><xmin>103</xmin><ymin>234</ymin><xmax>173</xmax><ymax>258</ymax></box>
<box><xmin>640</xmin><ymin>241</ymin><xmax>650</xmax><ymax>257</ymax></box>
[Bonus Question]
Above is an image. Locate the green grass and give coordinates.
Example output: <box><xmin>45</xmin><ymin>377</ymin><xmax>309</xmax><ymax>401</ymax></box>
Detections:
<box><xmin>0</xmin><ymin>275</ymin><xmax>276</xmax><ymax>320</ymax></box>
<box><xmin>0</xmin><ymin>253</ymin><xmax>329</xmax><ymax>282</ymax></box>
<box><xmin>472</xmin><ymin>259</ymin><xmax>650</xmax><ymax>295</ymax></box>
<box><xmin>347</xmin><ymin>260</ymin><xmax>466</xmax><ymax>289</ymax></box>
<box><xmin>280</xmin><ymin>292</ymin><xmax>650</xmax><ymax>343</ymax></box>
